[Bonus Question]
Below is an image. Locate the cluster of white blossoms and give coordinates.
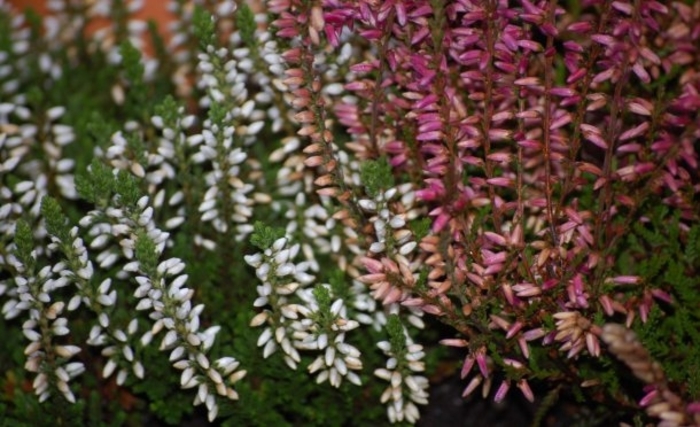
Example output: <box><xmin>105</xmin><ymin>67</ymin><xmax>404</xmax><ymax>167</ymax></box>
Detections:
<box><xmin>374</xmin><ymin>318</ymin><xmax>429</xmax><ymax>424</ymax></box>
<box><xmin>192</xmin><ymin>14</ymin><xmax>290</xmax><ymax>241</ymax></box>
<box><xmin>0</xmin><ymin>1</ymin><xmax>440</xmax><ymax>424</ymax></box>
<box><xmin>245</xmin><ymin>234</ymin><xmax>365</xmax><ymax>387</ymax></box>
<box><xmin>83</xmin><ymin>0</ymin><xmax>155</xmax><ymax>71</ymax></box>
<box><xmin>2</xmin><ymin>226</ymin><xmax>84</xmax><ymax>404</ymax></box>
<box><xmin>294</xmin><ymin>286</ymin><xmax>363</xmax><ymax>387</ymax></box>
<box><xmin>23</xmin><ymin>293</ymin><xmax>84</xmax><ymax>404</ymax></box>
<box><xmin>104</xmin><ymin>193</ymin><xmax>246</xmax><ymax>422</ymax></box>
<box><xmin>50</xmin><ymin>221</ymin><xmax>147</xmax><ymax>385</ymax></box>
<box><xmin>94</xmin><ymin>317</ymin><xmax>145</xmax><ymax>385</ymax></box>
<box><xmin>105</xmin><ymin>107</ymin><xmax>196</xmax><ymax>245</ymax></box>
<box><xmin>0</xmin><ymin>11</ymin><xmax>86</xmax><ymax>404</ymax></box>
<box><xmin>168</xmin><ymin>0</ymin><xmax>239</xmax><ymax>93</ymax></box>
<box><xmin>356</xmin><ymin>183</ymin><xmax>420</xmax><ymax>258</ymax></box>
<box><xmin>0</xmin><ymin>103</ymin><xmax>76</xmax><ymax>224</ymax></box>
<box><xmin>130</xmin><ymin>253</ymin><xmax>246</xmax><ymax>422</ymax></box>
<box><xmin>245</xmin><ymin>236</ymin><xmax>315</xmax><ymax>367</ymax></box>
<box><xmin>70</xmin><ymin>190</ymin><xmax>163</xmax><ymax>390</ymax></box>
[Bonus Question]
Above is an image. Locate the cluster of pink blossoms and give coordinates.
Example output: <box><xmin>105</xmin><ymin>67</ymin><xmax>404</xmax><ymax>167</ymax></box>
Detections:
<box><xmin>267</xmin><ymin>0</ymin><xmax>699</xmax><ymax>423</ymax></box>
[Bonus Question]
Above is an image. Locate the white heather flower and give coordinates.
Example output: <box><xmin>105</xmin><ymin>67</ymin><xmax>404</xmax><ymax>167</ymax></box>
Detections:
<box><xmin>246</xmin><ymin>235</ymin><xmax>317</xmax><ymax>368</ymax></box>
<box><xmin>292</xmin><ymin>288</ymin><xmax>363</xmax><ymax>387</ymax></box>
<box><xmin>375</xmin><ymin>328</ymin><xmax>429</xmax><ymax>424</ymax></box>
<box><xmin>69</xmin><ymin>163</ymin><xmax>246</xmax><ymax>421</ymax></box>
<box><xmin>11</xmin><ymin>255</ymin><xmax>84</xmax><ymax>404</ymax></box>
<box><xmin>97</xmin><ymin>317</ymin><xmax>143</xmax><ymax>384</ymax></box>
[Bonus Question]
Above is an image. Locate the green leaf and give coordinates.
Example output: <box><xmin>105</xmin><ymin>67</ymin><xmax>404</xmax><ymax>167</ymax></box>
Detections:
<box><xmin>409</xmin><ymin>217</ymin><xmax>431</xmax><ymax>242</ymax></box>
<box><xmin>120</xmin><ymin>41</ymin><xmax>144</xmax><ymax>86</ymax></box>
<box><xmin>75</xmin><ymin>159</ymin><xmax>115</xmax><ymax>205</ymax></box>
<box><xmin>236</xmin><ymin>3</ymin><xmax>257</xmax><ymax>48</ymax></box>
<box><xmin>13</xmin><ymin>220</ymin><xmax>35</xmax><ymax>269</ymax></box>
<box><xmin>312</xmin><ymin>284</ymin><xmax>333</xmax><ymax>324</ymax></box>
<box><xmin>134</xmin><ymin>231</ymin><xmax>158</xmax><ymax>274</ymax></box>
<box><xmin>154</xmin><ymin>95</ymin><xmax>181</xmax><ymax>127</ymax></box>
<box><xmin>360</xmin><ymin>157</ymin><xmax>394</xmax><ymax>198</ymax></box>
<box><xmin>40</xmin><ymin>196</ymin><xmax>70</xmax><ymax>243</ymax></box>
<box><xmin>114</xmin><ymin>169</ymin><xmax>142</xmax><ymax>208</ymax></box>
<box><xmin>386</xmin><ymin>314</ymin><xmax>406</xmax><ymax>356</ymax></box>
<box><xmin>250</xmin><ymin>221</ymin><xmax>285</xmax><ymax>250</ymax></box>
<box><xmin>193</xmin><ymin>6</ymin><xmax>215</xmax><ymax>48</ymax></box>
<box><xmin>686</xmin><ymin>225</ymin><xmax>700</xmax><ymax>265</ymax></box>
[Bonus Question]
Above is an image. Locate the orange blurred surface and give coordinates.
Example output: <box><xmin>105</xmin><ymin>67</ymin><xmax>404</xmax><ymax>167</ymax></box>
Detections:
<box><xmin>7</xmin><ymin>0</ymin><xmax>174</xmax><ymax>55</ymax></box>
<box><xmin>7</xmin><ymin>0</ymin><xmax>173</xmax><ymax>26</ymax></box>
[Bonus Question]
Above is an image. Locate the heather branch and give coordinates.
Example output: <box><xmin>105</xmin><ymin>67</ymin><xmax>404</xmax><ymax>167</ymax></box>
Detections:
<box><xmin>480</xmin><ymin>0</ymin><xmax>502</xmax><ymax>232</ymax></box>
<box><xmin>556</xmin><ymin>1</ymin><xmax>611</xmax><ymax>206</ymax></box>
<box><xmin>602</xmin><ymin>324</ymin><xmax>699</xmax><ymax>427</ymax></box>
<box><xmin>541</xmin><ymin>0</ymin><xmax>559</xmax><ymax>250</ymax></box>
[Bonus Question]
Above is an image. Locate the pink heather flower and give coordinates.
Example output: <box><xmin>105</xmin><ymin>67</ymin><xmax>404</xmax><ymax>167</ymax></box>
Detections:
<box><xmin>460</xmin><ymin>353</ymin><xmax>476</xmax><ymax>380</ymax></box>
<box><xmin>494</xmin><ymin>380</ymin><xmax>510</xmax><ymax>403</ymax></box>
<box><xmin>610</xmin><ymin>276</ymin><xmax>642</xmax><ymax>285</ymax></box>
<box><xmin>462</xmin><ymin>375</ymin><xmax>483</xmax><ymax>398</ymax></box>
<box><xmin>517</xmin><ymin>379</ymin><xmax>535</xmax><ymax>402</ymax></box>
<box><xmin>650</xmin><ymin>289</ymin><xmax>673</xmax><ymax>304</ymax></box>
<box><xmin>475</xmin><ymin>347</ymin><xmax>489</xmax><ymax>379</ymax></box>
<box><xmin>640</xmin><ymin>387</ymin><xmax>659</xmax><ymax>407</ymax></box>
<box><xmin>268</xmin><ymin>0</ymin><xmax>699</xmax><ymax>417</ymax></box>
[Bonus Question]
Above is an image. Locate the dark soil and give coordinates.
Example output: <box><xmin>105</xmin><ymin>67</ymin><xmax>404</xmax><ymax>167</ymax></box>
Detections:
<box><xmin>418</xmin><ymin>376</ymin><xmax>536</xmax><ymax>427</ymax></box>
<box><xmin>417</xmin><ymin>376</ymin><xmax>615</xmax><ymax>427</ymax></box>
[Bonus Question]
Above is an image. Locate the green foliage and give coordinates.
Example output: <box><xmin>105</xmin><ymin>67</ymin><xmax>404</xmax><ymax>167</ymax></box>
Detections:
<box><xmin>153</xmin><ymin>96</ymin><xmax>181</xmax><ymax>126</ymax></box>
<box><xmin>13</xmin><ymin>220</ymin><xmax>35</xmax><ymax>269</ymax></box>
<box><xmin>386</xmin><ymin>314</ymin><xmax>406</xmax><ymax>357</ymax></box>
<box><xmin>523</xmin><ymin>343</ymin><xmax>563</xmax><ymax>385</ymax></box>
<box><xmin>134</xmin><ymin>232</ymin><xmax>158</xmax><ymax>274</ymax></box>
<box><xmin>409</xmin><ymin>217</ymin><xmax>431</xmax><ymax>242</ymax></box>
<box><xmin>193</xmin><ymin>6</ymin><xmax>215</xmax><ymax>48</ymax></box>
<box><xmin>41</xmin><ymin>197</ymin><xmax>70</xmax><ymax>243</ymax></box>
<box><xmin>531</xmin><ymin>385</ymin><xmax>561</xmax><ymax>427</ymax></box>
<box><xmin>236</xmin><ymin>3</ymin><xmax>257</xmax><ymax>48</ymax></box>
<box><xmin>686</xmin><ymin>225</ymin><xmax>700</xmax><ymax>265</ymax></box>
<box><xmin>250</xmin><ymin>221</ymin><xmax>286</xmax><ymax>250</ymax></box>
<box><xmin>361</xmin><ymin>157</ymin><xmax>395</xmax><ymax>198</ymax></box>
<box><xmin>113</xmin><ymin>168</ymin><xmax>142</xmax><ymax>208</ymax></box>
<box><xmin>75</xmin><ymin>160</ymin><xmax>116</xmax><ymax>206</ymax></box>
<box><xmin>327</xmin><ymin>269</ymin><xmax>351</xmax><ymax>301</ymax></box>
<box><xmin>312</xmin><ymin>284</ymin><xmax>333</xmax><ymax>323</ymax></box>
<box><xmin>620</xmin><ymin>206</ymin><xmax>700</xmax><ymax>399</ymax></box>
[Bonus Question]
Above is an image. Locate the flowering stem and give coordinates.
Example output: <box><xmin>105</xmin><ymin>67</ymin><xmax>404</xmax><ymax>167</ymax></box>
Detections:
<box><xmin>481</xmin><ymin>0</ymin><xmax>500</xmax><ymax>231</ymax></box>
<box><xmin>555</xmin><ymin>3</ymin><xmax>611</xmax><ymax>210</ymax></box>
<box><xmin>542</xmin><ymin>0</ymin><xmax>559</xmax><ymax>250</ymax></box>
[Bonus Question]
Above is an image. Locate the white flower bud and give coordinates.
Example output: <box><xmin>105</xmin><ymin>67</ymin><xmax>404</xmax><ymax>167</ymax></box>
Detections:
<box><xmin>208</xmin><ymin>368</ymin><xmax>223</xmax><ymax>384</ymax></box>
<box><xmin>317</xmin><ymin>334</ymin><xmax>328</xmax><ymax>350</ymax></box>
<box><xmin>103</xmin><ymin>359</ymin><xmax>117</xmax><ymax>378</ymax></box>
<box><xmin>133</xmin><ymin>362</ymin><xmax>145</xmax><ymax>379</ymax></box>
<box><xmin>116</xmin><ymin>369</ymin><xmax>127</xmax><ymax>385</ymax></box>
<box><xmin>262</xmin><ymin>340</ymin><xmax>276</xmax><ymax>358</ymax></box>
<box><xmin>272</xmin><ymin>237</ymin><xmax>287</xmax><ymax>252</ymax></box>
<box><xmin>325</xmin><ymin>346</ymin><xmax>336</xmax><ymax>366</ymax></box>
<box><xmin>67</xmin><ymin>295</ymin><xmax>81</xmax><ymax>311</ymax></box>
<box><xmin>162</xmin><ymin>330</ymin><xmax>177</xmax><ymax>349</ymax></box>
<box><xmin>123</xmin><ymin>346</ymin><xmax>134</xmax><ymax>362</ymax></box>
<box><xmin>187</xmin><ymin>333</ymin><xmax>202</xmax><ymax>346</ymax></box>
<box><xmin>55</xmin><ymin>345</ymin><xmax>81</xmax><ymax>358</ymax></box>
<box><xmin>249</xmin><ymin>311</ymin><xmax>269</xmax><ymax>327</ymax></box>
<box><xmin>358</xmin><ymin>199</ymin><xmax>377</xmax><ymax>211</ymax></box>
<box><xmin>196</xmin><ymin>353</ymin><xmax>210</xmax><ymax>369</ymax></box>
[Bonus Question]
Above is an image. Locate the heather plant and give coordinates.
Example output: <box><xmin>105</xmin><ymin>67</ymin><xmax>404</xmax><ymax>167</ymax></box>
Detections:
<box><xmin>0</xmin><ymin>0</ymin><xmax>699</xmax><ymax>426</ymax></box>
